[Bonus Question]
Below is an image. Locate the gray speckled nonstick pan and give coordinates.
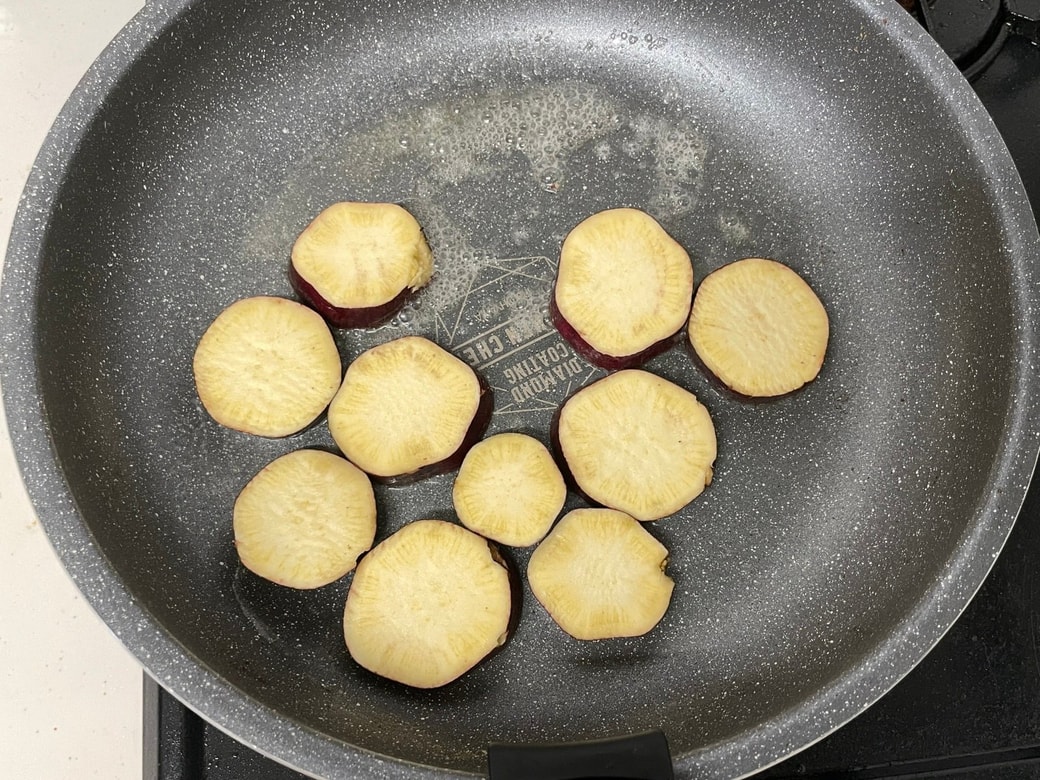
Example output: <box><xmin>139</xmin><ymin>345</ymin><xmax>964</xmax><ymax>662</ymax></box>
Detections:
<box><xmin>3</xmin><ymin>0</ymin><xmax>1040</xmax><ymax>777</ymax></box>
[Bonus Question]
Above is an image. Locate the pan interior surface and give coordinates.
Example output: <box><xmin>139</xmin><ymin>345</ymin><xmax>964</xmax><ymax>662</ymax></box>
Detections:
<box><xmin>7</xmin><ymin>0</ymin><xmax>1038</xmax><ymax>776</ymax></box>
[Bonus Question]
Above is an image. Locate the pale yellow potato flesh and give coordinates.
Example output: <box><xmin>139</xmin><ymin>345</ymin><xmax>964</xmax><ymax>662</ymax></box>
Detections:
<box><xmin>328</xmin><ymin>336</ymin><xmax>482</xmax><ymax>479</ymax></box>
<box><xmin>528</xmin><ymin>508</ymin><xmax>673</xmax><ymax>640</ymax></box>
<box><xmin>557</xmin><ymin>369</ymin><xmax>716</xmax><ymax>521</ymax></box>
<box><xmin>192</xmin><ymin>296</ymin><xmax>341</xmax><ymax>437</ymax></box>
<box><xmin>554</xmin><ymin>208</ymin><xmax>693</xmax><ymax>358</ymax></box>
<box><xmin>292</xmin><ymin>201</ymin><xmax>434</xmax><ymax>308</ymax></box>
<box><xmin>688</xmin><ymin>257</ymin><xmax>829</xmax><ymax>397</ymax></box>
<box><xmin>452</xmin><ymin>433</ymin><xmax>566</xmax><ymax>547</ymax></box>
<box><xmin>234</xmin><ymin>449</ymin><xmax>376</xmax><ymax>589</ymax></box>
<box><xmin>343</xmin><ymin>519</ymin><xmax>513</xmax><ymax>688</ymax></box>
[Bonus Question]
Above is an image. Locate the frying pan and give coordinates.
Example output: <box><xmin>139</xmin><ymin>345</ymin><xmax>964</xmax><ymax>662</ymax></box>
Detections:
<box><xmin>2</xmin><ymin>0</ymin><xmax>1039</xmax><ymax>777</ymax></box>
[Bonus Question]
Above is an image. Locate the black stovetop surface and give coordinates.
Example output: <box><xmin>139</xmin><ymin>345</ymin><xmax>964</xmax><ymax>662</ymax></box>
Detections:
<box><xmin>146</xmin><ymin>5</ymin><xmax>1040</xmax><ymax>779</ymax></box>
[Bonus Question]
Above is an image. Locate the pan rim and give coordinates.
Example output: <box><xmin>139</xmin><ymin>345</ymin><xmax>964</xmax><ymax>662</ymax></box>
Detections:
<box><xmin>2</xmin><ymin>0</ymin><xmax>1039</xmax><ymax>777</ymax></box>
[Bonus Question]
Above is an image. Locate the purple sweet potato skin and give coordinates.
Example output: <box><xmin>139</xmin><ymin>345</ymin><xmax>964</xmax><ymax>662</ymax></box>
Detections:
<box><xmin>488</xmin><ymin>541</ymin><xmax>523</xmax><ymax>644</ymax></box>
<box><xmin>549</xmin><ymin>290</ymin><xmax>681</xmax><ymax>370</ymax></box>
<box><xmin>290</xmin><ymin>262</ymin><xmax>413</xmax><ymax>329</ymax></box>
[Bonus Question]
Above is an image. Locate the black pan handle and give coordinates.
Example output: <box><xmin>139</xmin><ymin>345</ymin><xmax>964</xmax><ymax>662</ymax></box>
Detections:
<box><xmin>487</xmin><ymin>731</ymin><xmax>674</xmax><ymax>780</ymax></box>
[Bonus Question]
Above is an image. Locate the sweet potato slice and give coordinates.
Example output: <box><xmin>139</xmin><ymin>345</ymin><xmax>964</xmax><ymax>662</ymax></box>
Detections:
<box><xmin>553</xmin><ymin>369</ymin><xmax>716</xmax><ymax>521</ymax></box>
<box><xmin>343</xmin><ymin>519</ymin><xmax>516</xmax><ymax>688</ymax></box>
<box><xmin>452</xmin><ymin>433</ymin><xmax>566</xmax><ymax>547</ymax></box>
<box><xmin>552</xmin><ymin>208</ymin><xmax>693</xmax><ymax>369</ymax></box>
<box><xmin>327</xmin><ymin>336</ymin><xmax>491</xmax><ymax>483</ymax></box>
<box><xmin>291</xmin><ymin>201</ymin><xmax>433</xmax><ymax>328</ymax></box>
<box><xmin>688</xmin><ymin>257</ymin><xmax>829</xmax><ymax>397</ymax></box>
<box><xmin>233</xmin><ymin>449</ymin><xmax>376</xmax><ymax>589</ymax></box>
<box><xmin>528</xmin><ymin>508</ymin><xmax>673</xmax><ymax>640</ymax></box>
<box><xmin>192</xmin><ymin>296</ymin><xmax>341</xmax><ymax>437</ymax></box>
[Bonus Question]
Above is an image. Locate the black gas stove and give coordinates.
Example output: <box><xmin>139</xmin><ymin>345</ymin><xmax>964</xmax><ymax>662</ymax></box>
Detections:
<box><xmin>145</xmin><ymin>2</ymin><xmax>1040</xmax><ymax>778</ymax></box>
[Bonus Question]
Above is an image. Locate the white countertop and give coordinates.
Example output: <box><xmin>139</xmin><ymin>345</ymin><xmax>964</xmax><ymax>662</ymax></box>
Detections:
<box><xmin>1</xmin><ymin>2</ymin><xmax>146</xmax><ymax>777</ymax></box>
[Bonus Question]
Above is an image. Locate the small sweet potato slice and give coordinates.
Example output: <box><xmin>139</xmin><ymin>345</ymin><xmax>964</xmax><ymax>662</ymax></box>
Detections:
<box><xmin>343</xmin><ymin>519</ymin><xmax>516</xmax><ymax>688</ymax></box>
<box><xmin>452</xmin><ymin>433</ymin><xmax>566</xmax><ymax>547</ymax></box>
<box><xmin>528</xmin><ymin>508</ymin><xmax>674</xmax><ymax>640</ymax></box>
<box><xmin>553</xmin><ymin>369</ymin><xmax>716</xmax><ymax>521</ymax></box>
<box><xmin>688</xmin><ymin>257</ymin><xmax>829</xmax><ymax>397</ymax></box>
<box><xmin>192</xmin><ymin>296</ymin><xmax>341</xmax><ymax>437</ymax></box>
<box><xmin>233</xmin><ymin>449</ymin><xmax>376</xmax><ymax>589</ymax></box>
